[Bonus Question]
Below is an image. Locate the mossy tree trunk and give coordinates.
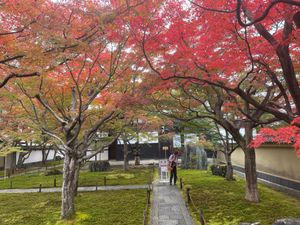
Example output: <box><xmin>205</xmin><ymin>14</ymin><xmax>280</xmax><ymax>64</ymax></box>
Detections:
<box><xmin>61</xmin><ymin>153</ymin><xmax>80</xmax><ymax>219</ymax></box>
<box><xmin>243</xmin><ymin>121</ymin><xmax>259</xmax><ymax>202</ymax></box>
<box><xmin>123</xmin><ymin>140</ymin><xmax>129</xmax><ymax>171</ymax></box>
<box><xmin>224</xmin><ymin>150</ymin><xmax>234</xmax><ymax>181</ymax></box>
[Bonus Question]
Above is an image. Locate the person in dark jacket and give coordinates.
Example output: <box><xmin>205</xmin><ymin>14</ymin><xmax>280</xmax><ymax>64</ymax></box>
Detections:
<box><xmin>168</xmin><ymin>151</ymin><xmax>179</xmax><ymax>185</ymax></box>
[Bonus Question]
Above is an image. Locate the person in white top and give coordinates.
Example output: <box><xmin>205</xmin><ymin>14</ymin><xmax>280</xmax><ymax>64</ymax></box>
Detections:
<box><xmin>168</xmin><ymin>150</ymin><xmax>179</xmax><ymax>185</ymax></box>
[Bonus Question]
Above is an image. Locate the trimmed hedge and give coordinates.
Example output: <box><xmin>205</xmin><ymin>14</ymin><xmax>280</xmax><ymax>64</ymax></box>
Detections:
<box><xmin>44</xmin><ymin>169</ymin><xmax>62</xmax><ymax>176</ymax></box>
<box><xmin>210</xmin><ymin>164</ymin><xmax>227</xmax><ymax>177</ymax></box>
<box><xmin>89</xmin><ymin>160</ymin><xmax>110</xmax><ymax>172</ymax></box>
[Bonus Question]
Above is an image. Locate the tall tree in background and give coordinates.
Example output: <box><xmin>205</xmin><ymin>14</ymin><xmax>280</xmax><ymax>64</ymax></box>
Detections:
<box><xmin>187</xmin><ymin>0</ymin><xmax>300</xmax><ymax>155</ymax></box>
<box><xmin>148</xmin><ymin>82</ymin><xmax>277</xmax><ymax>201</ymax></box>
<box><xmin>113</xmin><ymin>68</ymin><xmax>163</xmax><ymax>170</ymax></box>
<box><xmin>131</xmin><ymin>0</ymin><xmax>300</xmax><ymax>156</ymax></box>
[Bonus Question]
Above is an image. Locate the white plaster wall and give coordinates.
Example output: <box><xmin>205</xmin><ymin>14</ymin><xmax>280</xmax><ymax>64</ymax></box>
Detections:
<box><xmin>16</xmin><ymin>150</ymin><xmax>64</xmax><ymax>164</ymax></box>
<box><xmin>118</xmin><ymin>132</ymin><xmax>159</xmax><ymax>144</ymax></box>
<box><xmin>14</xmin><ymin>148</ymin><xmax>108</xmax><ymax>165</ymax></box>
<box><xmin>217</xmin><ymin>144</ymin><xmax>300</xmax><ymax>182</ymax></box>
<box><xmin>87</xmin><ymin>149</ymin><xmax>109</xmax><ymax>161</ymax></box>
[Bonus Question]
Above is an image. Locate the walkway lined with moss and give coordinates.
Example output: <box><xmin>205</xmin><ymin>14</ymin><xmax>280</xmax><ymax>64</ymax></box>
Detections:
<box><xmin>0</xmin><ymin>184</ymin><xmax>149</xmax><ymax>193</ymax></box>
<box><xmin>150</xmin><ymin>182</ymin><xmax>195</xmax><ymax>225</ymax></box>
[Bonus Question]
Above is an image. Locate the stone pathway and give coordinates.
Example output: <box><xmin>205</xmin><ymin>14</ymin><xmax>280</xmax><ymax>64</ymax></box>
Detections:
<box><xmin>0</xmin><ymin>184</ymin><xmax>149</xmax><ymax>194</ymax></box>
<box><xmin>151</xmin><ymin>182</ymin><xmax>195</xmax><ymax>225</ymax></box>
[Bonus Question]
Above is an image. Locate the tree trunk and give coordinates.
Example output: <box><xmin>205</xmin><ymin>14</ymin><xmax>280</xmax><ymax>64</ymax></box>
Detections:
<box><xmin>134</xmin><ymin>142</ymin><xmax>140</xmax><ymax>166</ymax></box>
<box><xmin>186</xmin><ymin>145</ymin><xmax>191</xmax><ymax>169</ymax></box>
<box><xmin>61</xmin><ymin>153</ymin><xmax>80</xmax><ymax>219</ymax></box>
<box><xmin>53</xmin><ymin>150</ymin><xmax>57</xmax><ymax>161</ymax></box>
<box><xmin>42</xmin><ymin>148</ymin><xmax>50</xmax><ymax>165</ymax></box>
<box><xmin>180</xmin><ymin>132</ymin><xmax>185</xmax><ymax>150</ymax></box>
<box><xmin>123</xmin><ymin>141</ymin><xmax>129</xmax><ymax>171</ymax></box>
<box><xmin>244</xmin><ymin>147</ymin><xmax>259</xmax><ymax>202</ymax></box>
<box><xmin>224</xmin><ymin>131</ymin><xmax>234</xmax><ymax>180</ymax></box>
<box><xmin>244</xmin><ymin>122</ymin><xmax>259</xmax><ymax>202</ymax></box>
<box><xmin>134</xmin><ymin>156</ymin><xmax>140</xmax><ymax>165</ymax></box>
<box><xmin>224</xmin><ymin>151</ymin><xmax>234</xmax><ymax>181</ymax></box>
<box><xmin>74</xmin><ymin>162</ymin><xmax>80</xmax><ymax>197</ymax></box>
<box><xmin>17</xmin><ymin>152</ymin><xmax>29</xmax><ymax>167</ymax></box>
<box><xmin>42</xmin><ymin>149</ymin><xmax>46</xmax><ymax>165</ymax></box>
<box><xmin>181</xmin><ymin>132</ymin><xmax>188</xmax><ymax>169</ymax></box>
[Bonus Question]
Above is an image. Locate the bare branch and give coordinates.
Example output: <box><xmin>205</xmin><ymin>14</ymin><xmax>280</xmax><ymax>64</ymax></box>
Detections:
<box><xmin>0</xmin><ymin>72</ymin><xmax>39</xmax><ymax>89</ymax></box>
<box><xmin>35</xmin><ymin>94</ymin><xmax>68</xmax><ymax>125</ymax></box>
<box><xmin>189</xmin><ymin>0</ymin><xmax>236</xmax><ymax>13</ymax></box>
<box><xmin>236</xmin><ymin>0</ymin><xmax>300</xmax><ymax>27</ymax></box>
<box><xmin>0</xmin><ymin>55</ymin><xmax>25</xmax><ymax>64</ymax></box>
<box><xmin>41</xmin><ymin>128</ymin><xmax>71</xmax><ymax>153</ymax></box>
<box><xmin>0</xmin><ymin>20</ymin><xmax>36</xmax><ymax>36</ymax></box>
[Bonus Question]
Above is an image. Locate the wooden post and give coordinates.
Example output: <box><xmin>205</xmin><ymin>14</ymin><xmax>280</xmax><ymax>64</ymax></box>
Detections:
<box><xmin>186</xmin><ymin>188</ymin><xmax>191</xmax><ymax>203</ymax></box>
<box><xmin>147</xmin><ymin>189</ymin><xmax>151</xmax><ymax>204</ymax></box>
<box><xmin>54</xmin><ymin>177</ymin><xmax>57</xmax><ymax>187</ymax></box>
<box><xmin>200</xmin><ymin>209</ymin><xmax>206</xmax><ymax>225</ymax></box>
<box><xmin>39</xmin><ymin>184</ymin><xmax>42</xmax><ymax>193</ymax></box>
<box><xmin>10</xmin><ymin>180</ymin><xmax>12</xmax><ymax>189</ymax></box>
<box><xmin>180</xmin><ymin>178</ymin><xmax>183</xmax><ymax>189</ymax></box>
<box><xmin>104</xmin><ymin>176</ymin><xmax>107</xmax><ymax>186</ymax></box>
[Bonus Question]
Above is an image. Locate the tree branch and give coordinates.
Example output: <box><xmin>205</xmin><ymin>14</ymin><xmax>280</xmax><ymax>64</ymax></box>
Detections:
<box><xmin>236</xmin><ymin>0</ymin><xmax>300</xmax><ymax>27</ymax></box>
<box><xmin>0</xmin><ymin>72</ymin><xmax>39</xmax><ymax>89</ymax></box>
<box><xmin>35</xmin><ymin>94</ymin><xmax>68</xmax><ymax>125</ymax></box>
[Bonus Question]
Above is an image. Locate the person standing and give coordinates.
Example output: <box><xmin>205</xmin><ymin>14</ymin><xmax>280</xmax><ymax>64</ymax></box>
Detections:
<box><xmin>168</xmin><ymin>151</ymin><xmax>179</xmax><ymax>185</ymax></box>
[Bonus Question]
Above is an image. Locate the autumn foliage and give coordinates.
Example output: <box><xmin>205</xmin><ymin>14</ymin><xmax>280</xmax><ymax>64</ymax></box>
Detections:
<box><xmin>0</xmin><ymin>0</ymin><xmax>300</xmax><ymax>217</ymax></box>
<box><xmin>128</xmin><ymin>0</ymin><xmax>300</xmax><ymax>158</ymax></box>
<box><xmin>251</xmin><ymin>117</ymin><xmax>300</xmax><ymax>158</ymax></box>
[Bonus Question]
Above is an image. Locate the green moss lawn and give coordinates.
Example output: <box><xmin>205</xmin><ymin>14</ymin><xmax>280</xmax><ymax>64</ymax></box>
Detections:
<box><xmin>0</xmin><ymin>189</ymin><xmax>147</xmax><ymax>225</ymax></box>
<box><xmin>0</xmin><ymin>167</ymin><xmax>152</xmax><ymax>189</ymax></box>
<box><xmin>179</xmin><ymin>169</ymin><xmax>300</xmax><ymax>225</ymax></box>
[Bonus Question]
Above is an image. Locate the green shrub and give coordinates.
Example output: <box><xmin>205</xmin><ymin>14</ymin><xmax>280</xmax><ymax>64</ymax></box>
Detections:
<box><xmin>44</xmin><ymin>169</ymin><xmax>62</xmax><ymax>176</ymax></box>
<box><xmin>89</xmin><ymin>161</ymin><xmax>110</xmax><ymax>172</ymax></box>
<box><xmin>210</xmin><ymin>164</ymin><xmax>227</xmax><ymax>177</ymax></box>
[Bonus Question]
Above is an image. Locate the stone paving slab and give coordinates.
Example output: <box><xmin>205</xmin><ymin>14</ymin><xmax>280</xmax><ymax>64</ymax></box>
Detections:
<box><xmin>0</xmin><ymin>185</ymin><xmax>149</xmax><ymax>193</ymax></box>
<box><xmin>151</xmin><ymin>182</ymin><xmax>195</xmax><ymax>225</ymax></box>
